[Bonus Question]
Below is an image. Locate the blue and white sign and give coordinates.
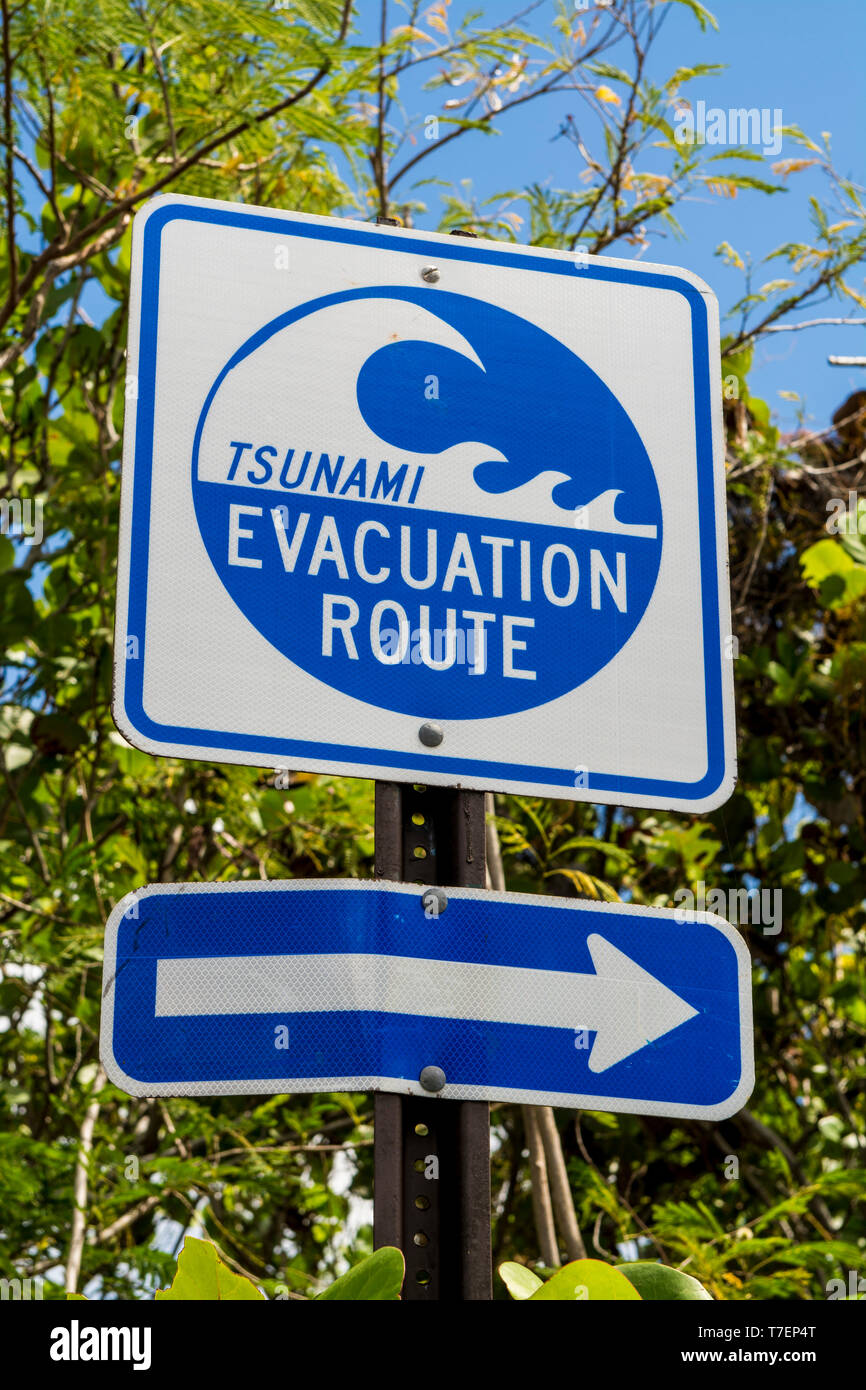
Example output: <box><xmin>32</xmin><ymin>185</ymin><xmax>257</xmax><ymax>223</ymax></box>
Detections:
<box><xmin>101</xmin><ymin>881</ymin><xmax>753</xmax><ymax>1120</ymax></box>
<box><xmin>114</xmin><ymin>195</ymin><xmax>735</xmax><ymax>810</ymax></box>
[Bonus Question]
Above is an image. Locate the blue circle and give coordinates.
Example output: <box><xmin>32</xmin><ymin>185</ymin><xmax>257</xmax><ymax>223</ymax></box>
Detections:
<box><xmin>191</xmin><ymin>287</ymin><xmax>662</xmax><ymax>719</ymax></box>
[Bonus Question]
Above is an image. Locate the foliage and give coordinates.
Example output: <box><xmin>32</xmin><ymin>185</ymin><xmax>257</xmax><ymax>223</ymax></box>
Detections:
<box><xmin>315</xmin><ymin>1244</ymin><xmax>404</xmax><ymax>1301</ymax></box>
<box><xmin>154</xmin><ymin>1235</ymin><xmax>265</xmax><ymax>1301</ymax></box>
<box><xmin>68</xmin><ymin>1234</ymin><xmax>404</xmax><ymax>1301</ymax></box>
<box><xmin>500</xmin><ymin>1257</ymin><xmax>640</xmax><ymax>1300</ymax></box>
<box><xmin>499</xmin><ymin>1256</ymin><xmax>711</xmax><ymax>1299</ymax></box>
<box><xmin>0</xmin><ymin>0</ymin><xmax>864</xmax><ymax>1302</ymax></box>
<box><xmin>616</xmin><ymin>1260</ymin><xmax>712</xmax><ymax>1300</ymax></box>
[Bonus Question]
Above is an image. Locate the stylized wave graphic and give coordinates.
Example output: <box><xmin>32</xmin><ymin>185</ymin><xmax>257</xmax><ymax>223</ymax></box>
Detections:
<box><xmin>355</xmin><ymin>288</ymin><xmax>660</xmax><ymax>533</ymax></box>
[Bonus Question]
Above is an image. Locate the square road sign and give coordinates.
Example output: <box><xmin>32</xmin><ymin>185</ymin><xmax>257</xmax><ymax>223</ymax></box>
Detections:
<box><xmin>114</xmin><ymin>194</ymin><xmax>735</xmax><ymax>811</ymax></box>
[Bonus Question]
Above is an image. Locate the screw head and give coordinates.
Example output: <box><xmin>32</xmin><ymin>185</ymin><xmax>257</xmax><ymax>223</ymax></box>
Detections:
<box><xmin>419</xmin><ymin>1065</ymin><xmax>446</xmax><ymax>1093</ymax></box>
<box><xmin>420</xmin><ymin>265</ymin><xmax>440</xmax><ymax>283</ymax></box>
<box><xmin>418</xmin><ymin>721</ymin><xmax>443</xmax><ymax>747</ymax></box>
<box><xmin>421</xmin><ymin>887</ymin><xmax>448</xmax><ymax>917</ymax></box>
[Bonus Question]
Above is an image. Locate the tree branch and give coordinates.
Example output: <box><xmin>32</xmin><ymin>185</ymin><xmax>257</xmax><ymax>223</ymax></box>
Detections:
<box><xmin>1</xmin><ymin>0</ymin><xmax>17</xmax><ymax>303</ymax></box>
<box><xmin>537</xmin><ymin>1106</ymin><xmax>587</xmax><ymax>1261</ymax></box>
<box><xmin>762</xmin><ymin>316</ymin><xmax>866</xmax><ymax>333</ymax></box>
<box><xmin>0</xmin><ymin>0</ymin><xmax>355</xmax><ymax>339</ymax></box>
<box><xmin>523</xmin><ymin>1104</ymin><xmax>559</xmax><ymax>1268</ymax></box>
<box><xmin>65</xmin><ymin>1065</ymin><xmax>106</xmax><ymax>1294</ymax></box>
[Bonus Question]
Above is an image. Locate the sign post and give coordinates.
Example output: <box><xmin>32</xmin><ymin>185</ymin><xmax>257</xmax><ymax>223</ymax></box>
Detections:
<box><xmin>372</xmin><ymin>782</ymin><xmax>491</xmax><ymax>1300</ymax></box>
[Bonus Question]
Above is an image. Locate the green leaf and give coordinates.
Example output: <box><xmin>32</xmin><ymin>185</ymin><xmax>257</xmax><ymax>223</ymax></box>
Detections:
<box><xmin>817</xmin><ymin>1115</ymin><xmax>845</xmax><ymax>1143</ymax></box>
<box><xmin>721</xmin><ymin>339</ymin><xmax>754</xmax><ymax>383</ymax></box>
<box><xmin>549</xmin><ymin>836</ymin><xmax>632</xmax><ymax>866</ymax></box>
<box><xmin>618</xmin><ymin>1261</ymin><xmax>713</xmax><ymax>1300</ymax></box>
<box><xmin>499</xmin><ymin>1261</ymin><xmax>544</xmax><ymax>1299</ymax></box>
<box><xmin>316</xmin><ymin>1246</ymin><xmax>404</xmax><ymax>1300</ymax></box>
<box><xmin>748</xmin><ymin>396</ymin><xmax>771</xmax><ymax>429</ymax></box>
<box><xmin>544</xmin><ymin>867</ymin><xmax>620</xmax><ymax>901</ymax></box>
<box><xmin>801</xmin><ymin>539</ymin><xmax>866</xmax><ymax>608</ymax></box>
<box><xmin>838</xmin><ymin>512</ymin><xmax>866</xmax><ymax>566</ymax></box>
<box><xmin>660</xmin><ymin>0</ymin><xmax>719</xmax><ymax>32</ymax></box>
<box><xmin>665</xmin><ymin>62</ymin><xmax>726</xmax><ymax>89</ymax></box>
<box><xmin>587</xmin><ymin>62</ymin><xmax>633</xmax><ymax>86</ymax></box>
<box><xmin>708</xmin><ymin>146</ymin><xmax>765</xmax><ymax>163</ymax></box>
<box><xmin>155</xmin><ymin>1237</ymin><xmax>265</xmax><ymax>1300</ymax></box>
<box><xmin>529</xmin><ymin>1259</ymin><xmax>642</xmax><ymax>1301</ymax></box>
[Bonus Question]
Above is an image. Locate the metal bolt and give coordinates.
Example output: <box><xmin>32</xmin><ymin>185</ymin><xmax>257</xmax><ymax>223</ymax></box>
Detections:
<box><xmin>421</xmin><ymin>887</ymin><xmax>448</xmax><ymax>917</ymax></box>
<box><xmin>418</xmin><ymin>721</ymin><xmax>443</xmax><ymax>747</ymax></box>
<box><xmin>419</xmin><ymin>1065</ymin><xmax>446</xmax><ymax>1093</ymax></box>
<box><xmin>420</xmin><ymin>265</ymin><xmax>440</xmax><ymax>283</ymax></box>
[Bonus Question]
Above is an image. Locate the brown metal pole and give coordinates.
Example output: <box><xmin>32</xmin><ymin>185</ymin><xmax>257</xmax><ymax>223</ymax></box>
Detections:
<box><xmin>373</xmin><ymin>781</ymin><xmax>492</xmax><ymax>1300</ymax></box>
<box><xmin>372</xmin><ymin>783</ymin><xmax>405</xmax><ymax>1260</ymax></box>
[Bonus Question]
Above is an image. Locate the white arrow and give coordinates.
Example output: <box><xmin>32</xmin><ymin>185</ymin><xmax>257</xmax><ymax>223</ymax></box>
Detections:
<box><xmin>155</xmin><ymin>933</ymin><xmax>698</xmax><ymax>1073</ymax></box>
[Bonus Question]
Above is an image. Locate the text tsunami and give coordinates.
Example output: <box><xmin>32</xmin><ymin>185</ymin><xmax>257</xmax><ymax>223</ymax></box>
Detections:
<box><xmin>226</xmin><ymin>442</ymin><xmax>424</xmax><ymax>505</ymax></box>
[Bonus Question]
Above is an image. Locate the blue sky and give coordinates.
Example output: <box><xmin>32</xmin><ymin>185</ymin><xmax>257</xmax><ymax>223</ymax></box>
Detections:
<box><xmin>353</xmin><ymin>0</ymin><xmax>866</xmax><ymax>435</ymax></box>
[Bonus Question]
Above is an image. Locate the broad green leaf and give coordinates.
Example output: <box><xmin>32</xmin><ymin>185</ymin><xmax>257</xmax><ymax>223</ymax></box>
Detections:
<box><xmin>618</xmin><ymin>1261</ymin><xmax>713</xmax><ymax>1300</ymax></box>
<box><xmin>721</xmin><ymin>340</ymin><xmax>753</xmax><ymax>370</ymax></box>
<box><xmin>499</xmin><ymin>1262</ymin><xmax>544</xmax><ymax>1300</ymax></box>
<box><xmin>316</xmin><ymin>1247</ymin><xmax>404</xmax><ymax>1301</ymax></box>
<box><xmin>801</xmin><ymin>539</ymin><xmax>866</xmax><ymax>608</ymax></box>
<box><xmin>529</xmin><ymin>1259</ymin><xmax>642</xmax><ymax>1301</ymax></box>
<box><xmin>155</xmin><ymin>1236</ymin><xmax>265</xmax><ymax>1300</ymax></box>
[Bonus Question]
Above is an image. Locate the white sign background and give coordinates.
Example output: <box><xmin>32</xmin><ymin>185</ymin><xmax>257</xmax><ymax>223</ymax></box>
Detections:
<box><xmin>114</xmin><ymin>194</ymin><xmax>736</xmax><ymax>810</ymax></box>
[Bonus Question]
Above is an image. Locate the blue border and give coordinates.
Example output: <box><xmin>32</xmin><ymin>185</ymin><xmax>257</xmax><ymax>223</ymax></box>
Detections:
<box><xmin>122</xmin><ymin>202</ymin><xmax>726</xmax><ymax>800</ymax></box>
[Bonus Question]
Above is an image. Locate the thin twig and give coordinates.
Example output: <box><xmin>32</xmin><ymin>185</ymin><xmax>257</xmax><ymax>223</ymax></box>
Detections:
<box><xmin>65</xmin><ymin>1065</ymin><xmax>107</xmax><ymax>1294</ymax></box>
<box><xmin>523</xmin><ymin>1105</ymin><xmax>559</xmax><ymax>1268</ymax></box>
<box><xmin>761</xmin><ymin>316</ymin><xmax>866</xmax><ymax>333</ymax></box>
<box><xmin>537</xmin><ymin>1107</ymin><xmax>587</xmax><ymax>1261</ymax></box>
<box><xmin>1</xmin><ymin>0</ymin><xmax>17</xmax><ymax>303</ymax></box>
<box><xmin>136</xmin><ymin>0</ymin><xmax>178</xmax><ymax>160</ymax></box>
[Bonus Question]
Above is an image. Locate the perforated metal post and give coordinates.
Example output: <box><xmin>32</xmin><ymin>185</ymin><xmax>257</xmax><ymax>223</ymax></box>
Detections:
<box><xmin>373</xmin><ymin>782</ymin><xmax>492</xmax><ymax>1301</ymax></box>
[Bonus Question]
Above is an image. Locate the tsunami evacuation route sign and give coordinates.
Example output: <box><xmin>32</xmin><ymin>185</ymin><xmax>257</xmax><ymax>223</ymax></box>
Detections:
<box><xmin>113</xmin><ymin>194</ymin><xmax>736</xmax><ymax>812</ymax></box>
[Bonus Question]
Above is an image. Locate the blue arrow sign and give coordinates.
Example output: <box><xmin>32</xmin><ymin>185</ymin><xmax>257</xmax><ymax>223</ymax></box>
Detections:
<box><xmin>101</xmin><ymin>881</ymin><xmax>753</xmax><ymax>1119</ymax></box>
